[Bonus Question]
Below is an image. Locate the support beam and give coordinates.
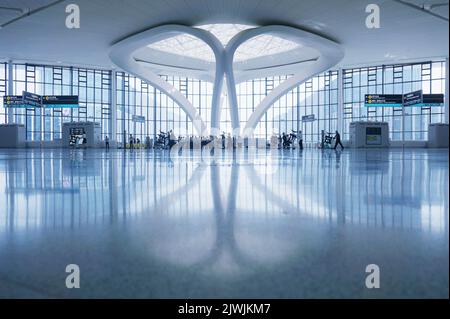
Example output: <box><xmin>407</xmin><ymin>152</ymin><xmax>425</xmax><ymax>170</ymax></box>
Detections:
<box><xmin>110</xmin><ymin>25</ymin><xmax>224</xmax><ymax>136</ymax></box>
<box><xmin>210</xmin><ymin>53</ymin><xmax>226</xmax><ymax>136</ymax></box>
<box><xmin>337</xmin><ymin>68</ymin><xmax>344</xmax><ymax>134</ymax></box>
<box><xmin>110</xmin><ymin>70</ymin><xmax>117</xmax><ymax>143</ymax></box>
<box><xmin>7</xmin><ymin>60</ymin><xmax>13</xmax><ymax>124</ymax></box>
<box><xmin>224</xmin><ymin>58</ymin><xmax>240</xmax><ymax>136</ymax></box>
<box><xmin>225</xmin><ymin>25</ymin><xmax>344</xmax><ymax>137</ymax></box>
<box><xmin>445</xmin><ymin>57</ymin><xmax>449</xmax><ymax>124</ymax></box>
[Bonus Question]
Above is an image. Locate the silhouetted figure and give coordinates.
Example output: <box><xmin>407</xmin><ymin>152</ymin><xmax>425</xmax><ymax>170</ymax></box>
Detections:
<box><xmin>105</xmin><ymin>136</ymin><xmax>109</xmax><ymax>150</ymax></box>
<box><xmin>282</xmin><ymin>132</ymin><xmax>288</xmax><ymax>148</ymax></box>
<box><xmin>334</xmin><ymin>130</ymin><xmax>344</xmax><ymax>150</ymax></box>
<box><xmin>129</xmin><ymin>134</ymin><xmax>134</xmax><ymax>149</ymax></box>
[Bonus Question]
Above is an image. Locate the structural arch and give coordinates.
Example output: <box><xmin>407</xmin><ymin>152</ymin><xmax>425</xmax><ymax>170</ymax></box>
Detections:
<box><xmin>223</xmin><ymin>25</ymin><xmax>344</xmax><ymax>137</ymax></box>
<box><xmin>109</xmin><ymin>24</ymin><xmax>225</xmax><ymax>135</ymax></box>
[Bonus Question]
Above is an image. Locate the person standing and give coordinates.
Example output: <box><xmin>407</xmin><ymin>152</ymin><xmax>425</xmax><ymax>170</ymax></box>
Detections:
<box><xmin>129</xmin><ymin>134</ymin><xmax>134</xmax><ymax>149</ymax></box>
<box><xmin>105</xmin><ymin>135</ymin><xmax>110</xmax><ymax>150</ymax></box>
<box><xmin>334</xmin><ymin>130</ymin><xmax>344</xmax><ymax>150</ymax></box>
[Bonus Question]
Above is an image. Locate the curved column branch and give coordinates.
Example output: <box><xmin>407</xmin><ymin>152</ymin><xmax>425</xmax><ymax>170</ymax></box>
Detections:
<box><xmin>225</xmin><ymin>25</ymin><xmax>344</xmax><ymax>137</ymax></box>
<box><xmin>110</xmin><ymin>24</ymin><xmax>224</xmax><ymax>136</ymax></box>
<box><xmin>210</xmin><ymin>54</ymin><xmax>226</xmax><ymax>135</ymax></box>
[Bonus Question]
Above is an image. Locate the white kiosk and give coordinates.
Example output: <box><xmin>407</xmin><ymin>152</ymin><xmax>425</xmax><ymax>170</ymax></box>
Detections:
<box><xmin>0</xmin><ymin>124</ymin><xmax>26</xmax><ymax>148</ymax></box>
<box><xmin>62</xmin><ymin>121</ymin><xmax>102</xmax><ymax>148</ymax></box>
<box><xmin>428</xmin><ymin>123</ymin><xmax>449</xmax><ymax>148</ymax></box>
<box><xmin>349</xmin><ymin>121</ymin><xmax>389</xmax><ymax>148</ymax></box>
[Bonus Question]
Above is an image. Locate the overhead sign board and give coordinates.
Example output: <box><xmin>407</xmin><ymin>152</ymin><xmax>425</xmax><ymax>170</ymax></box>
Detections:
<box><xmin>365</xmin><ymin>94</ymin><xmax>403</xmax><ymax>107</ymax></box>
<box><xmin>22</xmin><ymin>91</ymin><xmax>42</xmax><ymax>107</ymax></box>
<box><xmin>132</xmin><ymin>115</ymin><xmax>146</xmax><ymax>123</ymax></box>
<box><xmin>403</xmin><ymin>90</ymin><xmax>423</xmax><ymax>107</ymax></box>
<box><xmin>3</xmin><ymin>95</ymin><xmax>27</xmax><ymax>108</ymax></box>
<box><xmin>42</xmin><ymin>95</ymin><xmax>79</xmax><ymax>108</ymax></box>
<box><xmin>302</xmin><ymin>114</ymin><xmax>315</xmax><ymax>122</ymax></box>
<box><xmin>422</xmin><ymin>94</ymin><xmax>444</xmax><ymax>107</ymax></box>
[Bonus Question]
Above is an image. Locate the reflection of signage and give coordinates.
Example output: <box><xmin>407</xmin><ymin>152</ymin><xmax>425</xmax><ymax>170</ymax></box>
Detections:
<box><xmin>366</xmin><ymin>127</ymin><xmax>382</xmax><ymax>145</ymax></box>
<box><xmin>3</xmin><ymin>95</ymin><xmax>27</xmax><ymax>108</ymax></box>
<box><xmin>42</xmin><ymin>95</ymin><xmax>79</xmax><ymax>108</ymax></box>
<box><xmin>23</xmin><ymin>91</ymin><xmax>42</xmax><ymax>107</ymax></box>
<box><xmin>403</xmin><ymin>90</ymin><xmax>423</xmax><ymax>107</ymax></box>
<box><xmin>132</xmin><ymin>115</ymin><xmax>145</xmax><ymax>123</ymax></box>
<box><xmin>365</xmin><ymin>94</ymin><xmax>403</xmax><ymax>107</ymax></box>
<box><xmin>302</xmin><ymin>114</ymin><xmax>315</xmax><ymax>122</ymax></box>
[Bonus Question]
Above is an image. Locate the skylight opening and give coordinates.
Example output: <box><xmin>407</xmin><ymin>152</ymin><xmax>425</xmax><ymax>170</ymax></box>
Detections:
<box><xmin>147</xmin><ymin>24</ymin><xmax>301</xmax><ymax>63</ymax></box>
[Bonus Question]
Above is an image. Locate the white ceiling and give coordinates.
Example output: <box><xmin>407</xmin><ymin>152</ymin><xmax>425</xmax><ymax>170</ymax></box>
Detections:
<box><xmin>0</xmin><ymin>0</ymin><xmax>448</xmax><ymax>70</ymax></box>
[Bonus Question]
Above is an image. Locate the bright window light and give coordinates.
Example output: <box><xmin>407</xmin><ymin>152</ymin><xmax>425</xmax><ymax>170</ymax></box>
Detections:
<box><xmin>147</xmin><ymin>24</ymin><xmax>300</xmax><ymax>62</ymax></box>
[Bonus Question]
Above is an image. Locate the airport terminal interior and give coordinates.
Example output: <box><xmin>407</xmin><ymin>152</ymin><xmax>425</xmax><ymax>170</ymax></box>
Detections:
<box><xmin>0</xmin><ymin>0</ymin><xmax>448</xmax><ymax>298</ymax></box>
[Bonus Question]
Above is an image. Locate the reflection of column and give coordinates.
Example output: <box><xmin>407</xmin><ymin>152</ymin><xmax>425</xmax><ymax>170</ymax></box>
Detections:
<box><xmin>335</xmin><ymin>152</ymin><xmax>346</xmax><ymax>225</ymax></box>
<box><xmin>109</xmin><ymin>154</ymin><xmax>118</xmax><ymax>222</ymax></box>
<box><xmin>7</xmin><ymin>155</ymin><xmax>15</xmax><ymax>231</ymax></box>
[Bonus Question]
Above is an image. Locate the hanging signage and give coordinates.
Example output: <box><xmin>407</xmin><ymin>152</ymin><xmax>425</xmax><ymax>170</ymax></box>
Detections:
<box><xmin>22</xmin><ymin>91</ymin><xmax>42</xmax><ymax>107</ymax></box>
<box><xmin>132</xmin><ymin>115</ymin><xmax>146</xmax><ymax>123</ymax></box>
<box><xmin>302</xmin><ymin>114</ymin><xmax>315</xmax><ymax>122</ymax></box>
<box><xmin>422</xmin><ymin>94</ymin><xmax>444</xmax><ymax>107</ymax></box>
<box><xmin>3</xmin><ymin>95</ymin><xmax>27</xmax><ymax>108</ymax></box>
<box><xmin>365</xmin><ymin>94</ymin><xmax>403</xmax><ymax>107</ymax></box>
<box><xmin>403</xmin><ymin>90</ymin><xmax>423</xmax><ymax>107</ymax></box>
<box><xmin>42</xmin><ymin>95</ymin><xmax>79</xmax><ymax>108</ymax></box>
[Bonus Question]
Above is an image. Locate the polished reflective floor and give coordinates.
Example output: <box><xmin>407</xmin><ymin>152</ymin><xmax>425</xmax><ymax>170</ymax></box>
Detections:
<box><xmin>0</xmin><ymin>148</ymin><xmax>448</xmax><ymax>298</ymax></box>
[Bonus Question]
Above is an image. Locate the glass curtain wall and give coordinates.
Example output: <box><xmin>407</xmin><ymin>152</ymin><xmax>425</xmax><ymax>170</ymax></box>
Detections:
<box><xmin>10</xmin><ymin>63</ymin><xmax>111</xmax><ymax>141</ymax></box>
<box><xmin>0</xmin><ymin>62</ymin><xmax>6</xmax><ymax>124</ymax></box>
<box><xmin>116</xmin><ymin>72</ymin><xmax>214</xmax><ymax>143</ymax></box>
<box><xmin>343</xmin><ymin>61</ymin><xmax>446</xmax><ymax>141</ymax></box>
<box><xmin>220</xmin><ymin>71</ymin><xmax>338</xmax><ymax>143</ymax></box>
<box><xmin>0</xmin><ymin>60</ymin><xmax>446</xmax><ymax>143</ymax></box>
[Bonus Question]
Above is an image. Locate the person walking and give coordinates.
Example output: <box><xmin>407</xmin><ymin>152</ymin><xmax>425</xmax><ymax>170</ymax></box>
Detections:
<box><xmin>333</xmin><ymin>130</ymin><xmax>344</xmax><ymax>150</ymax></box>
<box><xmin>105</xmin><ymin>135</ymin><xmax>110</xmax><ymax>150</ymax></box>
<box><xmin>129</xmin><ymin>134</ymin><xmax>134</xmax><ymax>149</ymax></box>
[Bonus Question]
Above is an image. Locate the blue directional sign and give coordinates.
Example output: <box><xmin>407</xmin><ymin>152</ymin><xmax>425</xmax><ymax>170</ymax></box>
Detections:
<box><xmin>3</xmin><ymin>95</ymin><xmax>27</xmax><ymax>108</ymax></box>
<box><xmin>302</xmin><ymin>114</ymin><xmax>315</xmax><ymax>122</ymax></box>
<box><xmin>42</xmin><ymin>95</ymin><xmax>79</xmax><ymax>108</ymax></box>
<box><xmin>365</xmin><ymin>94</ymin><xmax>403</xmax><ymax>107</ymax></box>
<box><xmin>22</xmin><ymin>91</ymin><xmax>42</xmax><ymax>107</ymax></box>
<box><xmin>403</xmin><ymin>90</ymin><xmax>423</xmax><ymax>107</ymax></box>
<box><xmin>132</xmin><ymin>115</ymin><xmax>146</xmax><ymax>123</ymax></box>
<box><xmin>422</xmin><ymin>94</ymin><xmax>444</xmax><ymax>107</ymax></box>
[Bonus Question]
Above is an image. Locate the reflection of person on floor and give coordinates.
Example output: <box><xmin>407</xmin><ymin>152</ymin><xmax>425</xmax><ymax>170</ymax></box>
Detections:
<box><xmin>105</xmin><ymin>136</ymin><xmax>109</xmax><ymax>150</ymax></box>
<box><xmin>333</xmin><ymin>130</ymin><xmax>344</xmax><ymax>150</ymax></box>
<box><xmin>226</xmin><ymin>133</ymin><xmax>232</xmax><ymax>149</ymax></box>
